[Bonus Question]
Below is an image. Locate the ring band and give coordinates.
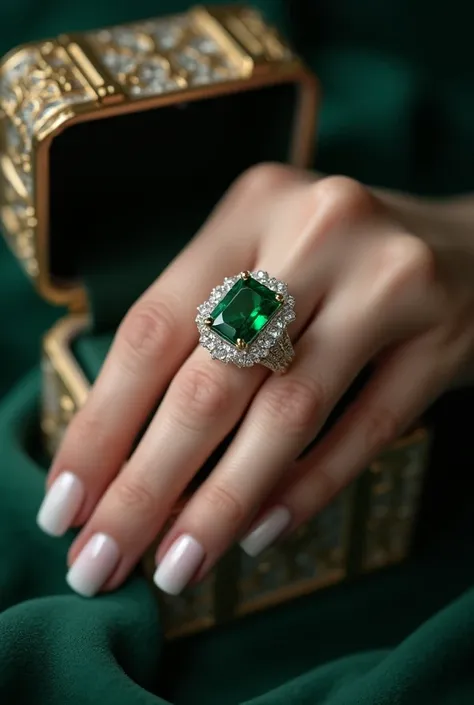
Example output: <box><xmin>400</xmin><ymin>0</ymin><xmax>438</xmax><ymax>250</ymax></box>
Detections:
<box><xmin>196</xmin><ymin>270</ymin><xmax>296</xmax><ymax>372</ymax></box>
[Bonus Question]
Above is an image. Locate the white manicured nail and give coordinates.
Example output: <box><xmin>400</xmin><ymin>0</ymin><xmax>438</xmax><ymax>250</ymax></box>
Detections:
<box><xmin>153</xmin><ymin>535</ymin><xmax>204</xmax><ymax>596</ymax></box>
<box><xmin>66</xmin><ymin>533</ymin><xmax>120</xmax><ymax>597</ymax></box>
<box><xmin>37</xmin><ymin>471</ymin><xmax>84</xmax><ymax>537</ymax></box>
<box><xmin>240</xmin><ymin>506</ymin><xmax>291</xmax><ymax>557</ymax></box>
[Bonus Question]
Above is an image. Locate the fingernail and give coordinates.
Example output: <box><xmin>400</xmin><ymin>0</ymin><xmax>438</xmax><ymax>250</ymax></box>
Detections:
<box><xmin>66</xmin><ymin>533</ymin><xmax>120</xmax><ymax>597</ymax></box>
<box><xmin>37</xmin><ymin>471</ymin><xmax>85</xmax><ymax>537</ymax></box>
<box><xmin>153</xmin><ymin>535</ymin><xmax>204</xmax><ymax>596</ymax></box>
<box><xmin>240</xmin><ymin>506</ymin><xmax>291</xmax><ymax>557</ymax></box>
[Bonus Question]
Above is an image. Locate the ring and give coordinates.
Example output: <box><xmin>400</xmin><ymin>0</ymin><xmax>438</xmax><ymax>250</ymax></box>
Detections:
<box><xmin>196</xmin><ymin>271</ymin><xmax>296</xmax><ymax>372</ymax></box>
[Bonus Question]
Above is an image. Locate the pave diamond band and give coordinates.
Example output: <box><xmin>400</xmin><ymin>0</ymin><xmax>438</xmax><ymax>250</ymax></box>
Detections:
<box><xmin>196</xmin><ymin>270</ymin><xmax>296</xmax><ymax>372</ymax></box>
<box><xmin>259</xmin><ymin>328</ymin><xmax>295</xmax><ymax>373</ymax></box>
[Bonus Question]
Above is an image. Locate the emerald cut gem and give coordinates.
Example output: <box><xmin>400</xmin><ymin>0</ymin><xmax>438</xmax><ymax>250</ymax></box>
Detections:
<box><xmin>210</xmin><ymin>277</ymin><xmax>282</xmax><ymax>347</ymax></box>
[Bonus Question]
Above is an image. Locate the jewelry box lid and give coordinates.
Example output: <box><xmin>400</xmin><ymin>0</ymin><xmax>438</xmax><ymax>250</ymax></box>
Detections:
<box><xmin>0</xmin><ymin>4</ymin><xmax>318</xmax><ymax>311</ymax></box>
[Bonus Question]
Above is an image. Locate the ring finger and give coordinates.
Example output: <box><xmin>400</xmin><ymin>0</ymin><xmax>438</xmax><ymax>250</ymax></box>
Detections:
<box><xmin>152</xmin><ymin>295</ymin><xmax>389</xmax><ymax>594</ymax></box>
<box><xmin>65</xmin><ymin>266</ymin><xmax>323</xmax><ymax>596</ymax></box>
<box><xmin>64</xmin><ymin>251</ymin><xmax>333</xmax><ymax>594</ymax></box>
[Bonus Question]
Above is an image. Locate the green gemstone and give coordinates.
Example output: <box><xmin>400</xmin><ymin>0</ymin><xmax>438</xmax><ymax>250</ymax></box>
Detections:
<box><xmin>210</xmin><ymin>277</ymin><xmax>282</xmax><ymax>347</ymax></box>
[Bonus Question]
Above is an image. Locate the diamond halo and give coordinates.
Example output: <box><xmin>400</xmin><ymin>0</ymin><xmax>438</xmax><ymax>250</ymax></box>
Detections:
<box><xmin>196</xmin><ymin>271</ymin><xmax>296</xmax><ymax>368</ymax></box>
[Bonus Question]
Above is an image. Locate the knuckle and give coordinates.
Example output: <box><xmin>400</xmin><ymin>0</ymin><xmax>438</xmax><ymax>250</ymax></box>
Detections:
<box><xmin>200</xmin><ymin>483</ymin><xmax>244</xmax><ymax>526</ymax></box>
<box><xmin>363</xmin><ymin>404</ymin><xmax>399</xmax><ymax>454</ymax></box>
<box><xmin>172</xmin><ymin>366</ymin><xmax>231</xmax><ymax>431</ymax></box>
<box><xmin>118</xmin><ymin>300</ymin><xmax>175</xmax><ymax>370</ymax></box>
<box><xmin>312</xmin><ymin>175</ymin><xmax>375</xmax><ymax>223</ymax></box>
<box><xmin>260</xmin><ymin>377</ymin><xmax>322</xmax><ymax>433</ymax></box>
<box><xmin>377</xmin><ymin>237</ymin><xmax>436</xmax><ymax>294</ymax></box>
<box><xmin>234</xmin><ymin>162</ymin><xmax>297</xmax><ymax>203</ymax></box>
<box><xmin>66</xmin><ymin>408</ymin><xmax>112</xmax><ymax>455</ymax></box>
<box><xmin>402</xmin><ymin>238</ymin><xmax>436</xmax><ymax>283</ymax></box>
<box><xmin>114</xmin><ymin>479</ymin><xmax>156</xmax><ymax>513</ymax></box>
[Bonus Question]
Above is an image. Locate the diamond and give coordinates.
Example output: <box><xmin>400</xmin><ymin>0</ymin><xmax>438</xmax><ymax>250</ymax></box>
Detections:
<box><xmin>103</xmin><ymin>51</ymin><xmax>135</xmax><ymax>75</ymax></box>
<box><xmin>210</xmin><ymin>276</ymin><xmax>282</xmax><ymax>347</ymax></box>
<box><xmin>213</xmin><ymin>345</ymin><xmax>228</xmax><ymax>361</ymax></box>
<box><xmin>20</xmin><ymin>169</ymin><xmax>33</xmax><ymax>195</ymax></box>
<box><xmin>6</xmin><ymin>120</ymin><xmax>21</xmax><ymax>150</ymax></box>
<box><xmin>8</xmin><ymin>54</ymin><xmax>36</xmax><ymax>81</ymax></box>
<box><xmin>112</xmin><ymin>28</ymin><xmax>153</xmax><ymax>53</ymax></box>
<box><xmin>152</xmin><ymin>19</ymin><xmax>186</xmax><ymax>50</ymax></box>
<box><xmin>190</xmin><ymin>36</ymin><xmax>219</xmax><ymax>55</ymax></box>
<box><xmin>138</xmin><ymin>58</ymin><xmax>168</xmax><ymax>83</ymax></box>
<box><xmin>268</xmin><ymin>277</ymin><xmax>278</xmax><ymax>290</ymax></box>
<box><xmin>176</xmin><ymin>52</ymin><xmax>201</xmax><ymax>72</ymax></box>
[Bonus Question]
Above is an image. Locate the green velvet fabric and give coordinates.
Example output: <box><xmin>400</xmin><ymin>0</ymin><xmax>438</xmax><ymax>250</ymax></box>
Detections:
<box><xmin>1</xmin><ymin>2</ymin><xmax>474</xmax><ymax>705</ymax></box>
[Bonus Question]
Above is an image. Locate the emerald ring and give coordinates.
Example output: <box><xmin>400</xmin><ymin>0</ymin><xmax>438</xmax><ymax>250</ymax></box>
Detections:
<box><xmin>196</xmin><ymin>271</ymin><xmax>296</xmax><ymax>372</ymax></box>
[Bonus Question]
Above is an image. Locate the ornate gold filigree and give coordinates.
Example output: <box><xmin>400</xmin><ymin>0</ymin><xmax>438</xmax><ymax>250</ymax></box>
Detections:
<box><xmin>0</xmin><ymin>179</ymin><xmax>38</xmax><ymax>276</ymax></box>
<box><xmin>0</xmin><ymin>5</ymin><xmax>312</xmax><ymax>307</ymax></box>
<box><xmin>1</xmin><ymin>43</ymin><xmax>96</xmax><ymax>198</ymax></box>
<box><xmin>261</xmin><ymin>329</ymin><xmax>295</xmax><ymax>372</ymax></box>
<box><xmin>0</xmin><ymin>42</ymin><xmax>96</xmax><ymax>281</ymax></box>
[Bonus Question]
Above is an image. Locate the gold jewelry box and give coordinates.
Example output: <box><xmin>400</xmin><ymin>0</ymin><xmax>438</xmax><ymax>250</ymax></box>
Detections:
<box><xmin>0</xmin><ymin>4</ymin><xmax>429</xmax><ymax>639</ymax></box>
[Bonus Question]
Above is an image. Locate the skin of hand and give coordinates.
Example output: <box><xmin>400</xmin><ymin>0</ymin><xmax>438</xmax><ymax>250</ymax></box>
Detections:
<box><xmin>36</xmin><ymin>164</ymin><xmax>474</xmax><ymax>597</ymax></box>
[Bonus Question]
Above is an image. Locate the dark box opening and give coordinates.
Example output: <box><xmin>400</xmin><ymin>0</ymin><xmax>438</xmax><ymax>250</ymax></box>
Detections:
<box><xmin>49</xmin><ymin>83</ymin><xmax>298</xmax><ymax>328</ymax></box>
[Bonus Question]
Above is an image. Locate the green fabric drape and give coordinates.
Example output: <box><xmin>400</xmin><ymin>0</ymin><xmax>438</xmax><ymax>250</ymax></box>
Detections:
<box><xmin>1</xmin><ymin>2</ymin><xmax>474</xmax><ymax>704</ymax></box>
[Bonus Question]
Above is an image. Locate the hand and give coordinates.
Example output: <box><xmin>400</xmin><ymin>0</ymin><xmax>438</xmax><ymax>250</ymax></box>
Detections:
<box><xmin>37</xmin><ymin>165</ymin><xmax>474</xmax><ymax>597</ymax></box>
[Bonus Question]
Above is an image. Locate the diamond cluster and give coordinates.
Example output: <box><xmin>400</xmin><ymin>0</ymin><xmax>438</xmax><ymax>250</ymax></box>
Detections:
<box><xmin>196</xmin><ymin>271</ymin><xmax>296</xmax><ymax>367</ymax></box>
<box><xmin>0</xmin><ymin>44</ymin><xmax>94</xmax><ymax>198</ymax></box>
<box><xmin>86</xmin><ymin>15</ymin><xmax>240</xmax><ymax>98</ymax></box>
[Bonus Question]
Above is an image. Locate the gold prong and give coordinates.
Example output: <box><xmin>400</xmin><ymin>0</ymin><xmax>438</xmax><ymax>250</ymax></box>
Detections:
<box><xmin>204</xmin><ymin>317</ymin><xmax>213</xmax><ymax>326</ymax></box>
<box><xmin>240</xmin><ymin>271</ymin><xmax>251</xmax><ymax>281</ymax></box>
<box><xmin>275</xmin><ymin>293</ymin><xmax>285</xmax><ymax>303</ymax></box>
<box><xmin>236</xmin><ymin>338</ymin><xmax>247</xmax><ymax>350</ymax></box>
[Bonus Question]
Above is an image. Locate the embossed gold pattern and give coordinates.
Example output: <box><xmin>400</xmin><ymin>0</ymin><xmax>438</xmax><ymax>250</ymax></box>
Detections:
<box><xmin>260</xmin><ymin>328</ymin><xmax>295</xmax><ymax>372</ymax></box>
<box><xmin>0</xmin><ymin>43</ymin><xmax>96</xmax><ymax>279</ymax></box>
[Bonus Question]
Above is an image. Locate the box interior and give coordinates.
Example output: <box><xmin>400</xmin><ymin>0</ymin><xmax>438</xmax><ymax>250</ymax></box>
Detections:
<box><xmin>49</xmin><ymin>82</ymin><xmax>299</xmax><ymax>337</ymax></box>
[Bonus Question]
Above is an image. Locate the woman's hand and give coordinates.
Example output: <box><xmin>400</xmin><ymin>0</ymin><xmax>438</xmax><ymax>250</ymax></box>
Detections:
<box><xmin>37</xmin><ymin>165</ymin><xmax>474</xmax><ymax>597</ymax></box>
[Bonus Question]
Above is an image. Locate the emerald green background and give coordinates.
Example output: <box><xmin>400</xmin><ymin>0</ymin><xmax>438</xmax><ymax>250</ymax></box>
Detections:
<box><xmin>1</xmin><ymin>2</ymin><xmax>474</xmax><ymax>704</ymax></box>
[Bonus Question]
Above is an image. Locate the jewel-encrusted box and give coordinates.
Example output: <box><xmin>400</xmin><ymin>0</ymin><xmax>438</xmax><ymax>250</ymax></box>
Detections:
<box><xmin>0</xmin><ymin>4</ymin><xmax>430</xmax><ymax>639</ymax></box>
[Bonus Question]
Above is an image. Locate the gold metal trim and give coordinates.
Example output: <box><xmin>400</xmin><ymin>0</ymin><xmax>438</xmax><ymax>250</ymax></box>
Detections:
<box><xmin>0</xmin><ymin>4</ymin><xmax>318</xmax><ymax>310</ymax></box>
<box><xmin>41</xmin><ymin>314</ymin><xmax>90</xmax><ymax>456</ymax></box>
<box><xmin>43</xmin><ymin>314</ymin><xmax>91</xmax><ymax>408</ymax></box>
